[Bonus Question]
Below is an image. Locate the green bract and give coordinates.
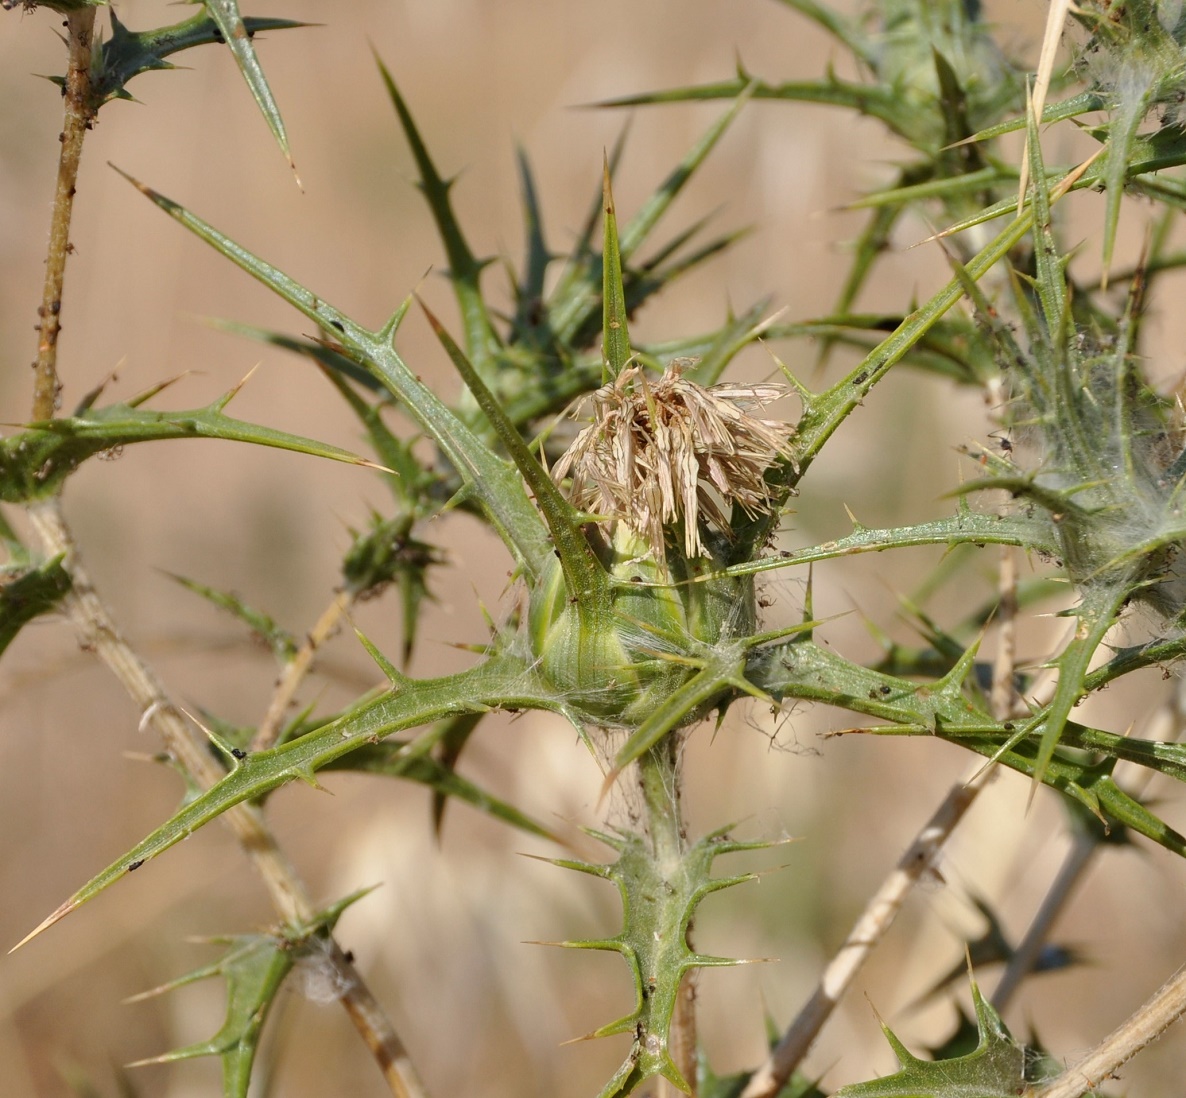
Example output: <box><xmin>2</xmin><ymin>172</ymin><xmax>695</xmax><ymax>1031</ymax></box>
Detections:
<box><xmin>529</xmin><ymin>525</ymin><xmax>753</xmax><ymax>727</ymax></box>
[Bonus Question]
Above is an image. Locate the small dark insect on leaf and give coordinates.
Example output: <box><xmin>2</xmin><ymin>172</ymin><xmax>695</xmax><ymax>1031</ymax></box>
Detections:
<box><xmin>231</xmin><ymin>747</ymin><xmax>247</xmax><ymax>760</ymax></box>
<box><xmin>127</xmin><ymin>859</ymin><xmax>144</xmax><ymax>872</ymax></box>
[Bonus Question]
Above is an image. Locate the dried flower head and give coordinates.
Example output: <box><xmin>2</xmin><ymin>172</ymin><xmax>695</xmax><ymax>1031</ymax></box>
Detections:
<box><xmin>551</xmin><ymin>359</ymin><xmax>795</xmax><ymax>561</ymax></box>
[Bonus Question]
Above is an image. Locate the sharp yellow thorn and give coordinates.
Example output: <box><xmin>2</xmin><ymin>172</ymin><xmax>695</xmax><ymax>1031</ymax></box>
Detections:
<box><xmin>356</xmin><ymin>459</ymin><xmax>397</xmax><ymax>474</ymax></box>
<box><xmin>1018</xmin><ymin>0</ymin><xmax>1072</xmax><ymax>211</ymax></box>
<box><xmin>516</xmin><ymin>851</ymin><xmax>570</xmax><ymax>865</ymax></box>
<box><xmin>294</xmin><ymin>768</ymin><xmax>332</xmax><ymax>793</ymax></box>
<box><xmin>179</xmin><ymin>705</ymin><xmax>215</xmax><ymax>739</ymax></box>
<box><xmin>1026</xmin><ymin>774</ymin><xmax>1041</xmax><ymax>813</ymax></box>
<box><xmin>1051</xmin><ymin>146</ymin><xmax>1105</xmax><ymax>203</ymax></box>
<box><xmin>560</xmin><ymin>1029</ymin><xmax>606</xmax><ymax>1047</ymax></box>
<box><xmin>123</xmin><ymin>982</ymin><xmax>172</xmax><ymax>1004</ymax></box>
<box><xmin>222</xmin><ymin>362</ymin><xmax>261</xmax><ymax>403</ymax></box>
<box><xmin>125</xmin><ymin>1053</ymin><xmax>174</xmax><ymax>1069</ymax></box>
<box><xmin>597</xmin><ymin>767</ymin><xmax>622</xmax><ymax>808</ymax></box>
<box><xmin>9</xmin><ymin>897</ymin><xmax>77</xmax><ymax>953</ymax></box>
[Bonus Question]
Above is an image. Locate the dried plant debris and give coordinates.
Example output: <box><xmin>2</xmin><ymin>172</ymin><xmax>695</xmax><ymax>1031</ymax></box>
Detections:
<box><xmin>551</xmin><ymin>359</ymin><xmax>795</xmax><ymax>562</ymax></box>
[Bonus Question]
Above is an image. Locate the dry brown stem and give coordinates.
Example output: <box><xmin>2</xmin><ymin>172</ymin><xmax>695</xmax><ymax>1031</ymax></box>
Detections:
<box><xmin>30</xmin><ymin>7</ymin><xmax>95</xmax><ymax>421</ymax></box>
<box><xmin>251</xmin><ymin>588</ymin><xmax>353</xmax><ymax>753</ymax></box>
<box><xmin>739</xmin><ymin>763</ymin><xmax>993</xmax><ymax>1098</ymax></box>
<box><xmin>28</xmin><ymin>501</ymin><xmax>426</xmax><ymax>1098</ymax></box>
<box><xmin>19</xmin><ymin>15</ymin><xmax>425</xmax><ymax>1097</ymax></box>
<box><xmin>1030</xmin><ymin>964</ymin><xmax>1186</xmax><ymax>1098</ymax></box>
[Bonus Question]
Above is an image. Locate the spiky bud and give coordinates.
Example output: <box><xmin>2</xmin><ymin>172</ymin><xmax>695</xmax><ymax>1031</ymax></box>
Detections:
<box><xmin>529</xmin><ymin>525</ymin><xmax>751</xmax><ymax>727</ymax></box>
<box><xmin>530</xmin><ymin>360</ymin><xmax>793</xmax><ymax>727</ymax></box>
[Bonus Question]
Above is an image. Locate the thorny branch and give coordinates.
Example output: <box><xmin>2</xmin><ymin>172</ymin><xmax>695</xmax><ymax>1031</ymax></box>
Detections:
<box><xmin>30</xmin><ymin>7</ymin><xmax>94</xmax><ymax>422</ymax></box>
<box><xmin>19</xmin><ymin>15</ymin><xmax>425</xmax><ymax>1098</ymax></box>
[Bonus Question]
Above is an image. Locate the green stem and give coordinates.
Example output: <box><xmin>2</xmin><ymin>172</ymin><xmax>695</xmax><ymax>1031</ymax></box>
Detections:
<box><xmin>32</xmin><ymin>8</ymin><xmax>97</xmax><ymax>422</ymax></box>
<box><xmin>636</xmin><ymin>738</ymin><xmax>697</xmax><ymax>1095</ymax></box>
<box><xmin>637</xmin><ymin>738</ymin><xmax>684</xmax><ymax>867</ymax></box>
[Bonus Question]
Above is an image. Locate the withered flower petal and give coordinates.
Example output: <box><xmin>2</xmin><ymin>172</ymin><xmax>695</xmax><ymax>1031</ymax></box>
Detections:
<box><xmin>551</xmin><ymin>360</ymin><xmax>795</xmax><ymax>563</ymax></box>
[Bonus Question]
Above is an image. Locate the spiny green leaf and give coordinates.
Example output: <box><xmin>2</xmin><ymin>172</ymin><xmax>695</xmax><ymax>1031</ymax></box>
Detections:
<box><xmin>817</xmin><ymin>186</ymin><xmax>912</xmax><ymax>369</ymax></box>
<box><xmin>57</xmin><ymin>11</ymin><xmax>305</xmax><ymax>108</ymax></box>
<box><xmin>0</xmin><ymin>552</ymin><xmax>71</xmax><ymax>657</ymax></box>
<box><xmin>834</xmin><ymin>978</ymin><xmax>1026</xmax><ymax>1097</ymax></box>
<box><xmin>797</xmin><ymin>210</ymin><xmax>1033</xmax><ymax>462</ymax></box>
<box><xmin>377</xmin><ymin>60</ymin><xmax>499</xmax><ymax>373</ymax></box>
<box><xmin>187</xmin><ymin>708</ymin><xmax>255</xmax><ymax>760</ymax></box>
<box><xmin>314</xmin><ymin>358</ymin><xmax>445</xmax><ymax>663</ymax></box>
<box><xmin>965</xmin><ymin>90</ymin><xmax>1106</xmax><ymax>143</ymax></box>
<box><xmin>762</xmin><ymin>312</ymin><xmax>1000</xmax><ymax>387</ymax></box>
<box><xmin>126</xmin><ymin>890</ymin><xmax>366</xmax><ymax>1097</ymax></box>
<box><xmin>1028</xmin><ymin>582</ymin><xmax>1131</xmax><ymax>797</ymax></box>
<box><xmin>342</xmin><ymin>511</ymin><xmax>443</xmax><ymax>662</ymax></box>
<box><xmin>118</xmin><ymin>169</ymin><xmax>555</xmax><ymax>582</ymax></box>
<box><xmin>509</xmin><ymin>145</ymin><xmax>552</xmax><ymax>342</ymax></box>
<box><xmin>199</xmin><ymin>0</ymin><xmax>295</xmax><ymax>169</ymax></box>
<box><xmin>607</xmin><ymin>645</ymin><xmax>757</xmax><ymax>781</ymax></box>
<box><xmin>722</xmin><ymin>510</ymin><xmax>1055</xmax><ymax>581</ymax></box>
<box><xmin>1025</xmin><ymin>95</ymin><xmax>1067</xmax><ymax>329</ymax></box>
<box><xmin>549</xmin><ymin>89</ymin><xmax>753</xmax><ymax>346</ymax></box>
<box><xmin>747</xmin><ymin>636</ymin><xmax>1186</xmax><ymax>858</ymax></box>
<box><xmin>131</xmin><ymin>934</ymin><xmax>291</xmax><ymax>1096</ymax></box>
<box><xmin>619</xmin><ymin>84</ymin><xmax>756</xmax><ymax>264</ymax></box>
<box><xmin>602</xmin><ymin>0</ymin><xmax>1021</xmax><ymax>158</ymax></box>
<box><xmin>601</xmin><ymin>162</ymin><xmax>632</xmax><ymax>381</ymax></box>
<box><xmin>208</xmin><ymin>317</ymin><xmax>390</xmax><ymax>395</ymax></box>
<box><xmin>662</xmin><ymin>300</ymin><xmax>770</xmax><ymax>388</ymax></box>
<box><xmin>0</xmin><ymin>391</ymin><xmax>381</xmax><ymax>503</ymax></box>
<box><xmin>874</xmin><ymin>716</ymin><xmax>1186</xmax><ymax>856</ymax></box>
<box><xmin>426</xmin><ymin>711</ymin><xmax>484</xmax><ymax>836</ymax></box>
<box><xmin>15</xmin><ymin>654</ymin><xmax>581</xmax><ymax>945</ymax></box>
<box><xmin>927</xmin><ymin>132</ymin><xmax>1186</xmax><ymax>239</ymax></box>
<box><xmin>323</xmin><ymin>740</ymin><xmax>555</xmax><ymax>840</ymax></box>
<box><xmin>313</xmin><ymin>364</ymin><xmax>418</xmax><ymax>490</ymax></box>
<box><xmin>846</xmin><ymin>164</ymin><xmax>1013</xmax><ymax>212</ymax></box>
<box><xmin>598</xmin><ymin>75</ymin><xmax>902</xmax><ymax>141</ymax></box>
<box><xmin>950</xmin><ymin>730</ymin><xmax>1186</xmax><ymax>858</ymax></box>
<box><xmin>732</xmin><ymin>197</ymin><xmax>1038</xmax><ymax>558</ymax></box>
<box><xmin>167</xmin><ymin>573</ymin><xmax>297</xmax><ymax>664</ymax></box>
<box><xmin>420</xmin><ymin>299</ymin><xmax>606</xmax><ymax>610</ymax></box>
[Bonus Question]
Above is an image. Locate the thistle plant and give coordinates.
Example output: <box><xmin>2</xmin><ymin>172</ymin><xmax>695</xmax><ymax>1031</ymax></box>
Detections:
<box><xmin>8</xmin><ymin>2</ymin><xmax>1186</xmax><ymax>1098</ymax></box>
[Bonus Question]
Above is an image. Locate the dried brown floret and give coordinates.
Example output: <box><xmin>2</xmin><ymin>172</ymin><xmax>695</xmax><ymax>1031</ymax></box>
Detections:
<box><xmin>551</xmin><ymin>359</ymin><xmax>795</xmax><ymax>562</ymax></box>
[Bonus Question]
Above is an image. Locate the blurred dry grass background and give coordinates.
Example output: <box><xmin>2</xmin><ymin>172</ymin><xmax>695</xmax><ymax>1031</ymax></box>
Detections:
<box><xmin>3</xmin><ymin>1</ymin><xmax>1186</xmax><ymax>1095</ymax></box>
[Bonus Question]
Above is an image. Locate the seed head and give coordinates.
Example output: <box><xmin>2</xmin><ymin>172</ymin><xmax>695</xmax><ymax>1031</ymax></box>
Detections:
<box><xmin>551</xmin><ymin>360</ymin><xmax>795</xmax><ymax>562</ymax></box>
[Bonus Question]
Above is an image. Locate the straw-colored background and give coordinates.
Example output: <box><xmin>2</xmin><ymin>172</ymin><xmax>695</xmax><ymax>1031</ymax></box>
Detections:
<box><xmin>3</xmin><ymin>1</ymin><xmax>1186</xmax><ymax>1095</ymax></box>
